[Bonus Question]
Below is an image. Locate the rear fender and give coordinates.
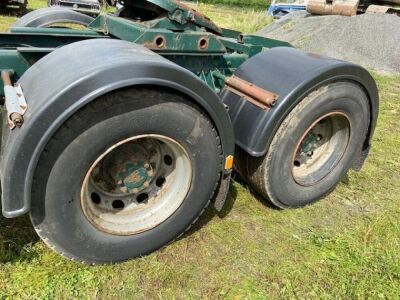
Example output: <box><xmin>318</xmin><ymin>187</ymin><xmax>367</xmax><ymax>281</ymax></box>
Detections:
<box><xmin>222</xmin><ymin>47</ymin><xmax>379</xmax><ymax>159</ymax></box>
<box><xmin>1</xmin><ymin>39</ymin><xmax>234</xmax><ymax>218</ymax></box>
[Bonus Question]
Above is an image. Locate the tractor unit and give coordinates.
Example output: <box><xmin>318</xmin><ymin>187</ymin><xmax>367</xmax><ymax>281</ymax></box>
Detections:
<box><xmin>0</xmin><ymin>0</ymin><xmax>378</xmax><ymax>264</ymax></box>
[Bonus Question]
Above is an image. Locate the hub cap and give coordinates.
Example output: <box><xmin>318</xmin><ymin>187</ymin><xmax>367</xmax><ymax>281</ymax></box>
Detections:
<box><xmin>292</xmin><ymin>112</ymin><xmax>351</xmax><ymax>186</ymax></box>
<box><xmin>81</xmin><ymin>135</ymin><xmax>192</xmax><ymax>236</ymax></box>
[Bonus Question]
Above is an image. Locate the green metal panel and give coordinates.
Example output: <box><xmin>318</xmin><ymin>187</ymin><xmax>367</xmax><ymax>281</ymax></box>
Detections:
<box><xmin>240</xmin><ymin>35</ymin><xmax>292</xmax><ymax>49</ymax></box>
<box><xmin>165</xmin><ymin>53</ymin><xmax>248</xmax><ymax>92</ymax></box>
<box><xmin>0</xmin><ymin>50</ymin><xmax>32</xmax><ymax>92</ymax></box>
<box><xmin>0</xmin><ymin>49</ymin><xmax>246</xmax><ymax>95</ymax></box>
<box><xmin>0</xmin><ymin>29</ymin><xmax>106</xmax><ymax>48</ymax></box>
<box><xmin>0</xmin><ymin>6</ymin><xmax>293</xmax><ymax>96</ymax></box>
<box><xmin>9</xmin><ymin>27</ymin><xmax>105</xmax><ymax>37</ymax></box>
<box><xmin>90</xmin><ymin>15</ymin><xmax>227</xmax><ymax>53</ymax></box>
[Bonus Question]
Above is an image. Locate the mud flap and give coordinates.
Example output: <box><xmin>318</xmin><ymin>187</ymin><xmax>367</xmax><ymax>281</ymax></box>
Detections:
<box><xmin>213</xmin><ymin>172</ymin><xmax>232</xmax><ymax>212</ymax></box>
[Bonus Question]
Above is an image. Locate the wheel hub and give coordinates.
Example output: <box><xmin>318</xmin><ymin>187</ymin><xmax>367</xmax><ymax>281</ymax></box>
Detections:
<box><xmin>81</xmin><ymin>135</ymin><xmax>193</xmax><ymax>236</ymax></box>
<box><xmin>300</xmin><ymin>132</ymin><xmax>319</xmax><ymax>154</ymax></box>
<box><xmin>292</xmin><ymin>112</ymin><xmax>351</xmax><ymax>186</ymax></box>
<box><xmin>92</xmin><ymin>143</ymin><xmax>155</xmax><ymax>195</ymax></box>
<box><xmin>118</xmin><ymin>161</ymin><xmax>151</xmax><ymax>192</ymax></box>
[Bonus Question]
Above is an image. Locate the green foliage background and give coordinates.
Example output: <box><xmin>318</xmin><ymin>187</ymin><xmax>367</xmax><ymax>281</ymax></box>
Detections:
<box><xmin>199</xmin><ymin>0</ymin><xmax>270</xmax><ymax>10</ymax></box>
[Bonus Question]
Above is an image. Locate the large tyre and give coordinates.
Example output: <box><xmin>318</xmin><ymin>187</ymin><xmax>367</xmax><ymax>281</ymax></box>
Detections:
<box><xmin>12</xmin><ymin>7</ymin><xmax>94</xmax><ymax>28</ymax></box>
<box><xmin>30</xmin><ymin>87</ymin><xmax>222</xmax><ymax>264</ymax></box>
<box><xmin>238</xmin><ymin>82</ymin><xmax>370</xmax><ymax>208</ymax></box>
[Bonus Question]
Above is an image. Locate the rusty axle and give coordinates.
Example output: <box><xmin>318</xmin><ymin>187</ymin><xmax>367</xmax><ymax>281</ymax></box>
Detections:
<box><xmin>224</xmin><ymin>76</ymin><xmax>279</xmax><ymax>110</ymax></box>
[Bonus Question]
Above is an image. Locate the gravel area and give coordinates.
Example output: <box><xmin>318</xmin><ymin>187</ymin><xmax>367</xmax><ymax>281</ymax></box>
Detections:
<box><xmin>257</xmin><ymin>11</ymin><xmax>400</xmax><ymax>73</ymax></box>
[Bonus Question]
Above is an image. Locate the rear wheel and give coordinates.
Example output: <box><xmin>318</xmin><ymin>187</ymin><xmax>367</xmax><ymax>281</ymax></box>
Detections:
<box><xmin>30</xmin><ymin>88</ymin><xmax>222</xmax><ymax>264</ymax></box>
<box><xmin>81</xmin><ymin>134</ymin><xmax>193</xmax><ymax>236</ymax></box>
<box><xmin>238</xmin><ymin>82</ymin><xmax>370</xmax><ymax>208</ymax></box>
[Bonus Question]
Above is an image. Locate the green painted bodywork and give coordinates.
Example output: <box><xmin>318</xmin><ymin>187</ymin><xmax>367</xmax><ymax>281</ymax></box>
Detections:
<box><xmin>0</xmin><ymin>1</ymin><xmax>291</xmax><ymax>95</ymax></box>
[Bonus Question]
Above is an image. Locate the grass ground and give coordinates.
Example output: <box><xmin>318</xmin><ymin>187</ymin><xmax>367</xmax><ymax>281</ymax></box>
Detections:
<box><xmin>0</xmin><ymin>1</ymin><xmax>399</xmax><ymax>299</ymax></box>
<box><xmin>200</xmin><ymin>0</ymin><xmax>268</xmax><ymax>11</ymax></box>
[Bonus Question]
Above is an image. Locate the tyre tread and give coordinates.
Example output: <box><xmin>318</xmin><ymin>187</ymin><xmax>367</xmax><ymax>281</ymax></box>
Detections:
<box><xmin>31</xmin><ymin>87</ymin><xmax>223</xmax><ymax>264</ymax></box>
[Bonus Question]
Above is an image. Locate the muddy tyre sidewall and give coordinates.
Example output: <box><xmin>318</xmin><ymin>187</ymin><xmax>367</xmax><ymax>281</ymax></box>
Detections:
<box><xmin>246</xmin><ymin>82</ymin><xmax>370</xmax><ymax>208</ymax></box>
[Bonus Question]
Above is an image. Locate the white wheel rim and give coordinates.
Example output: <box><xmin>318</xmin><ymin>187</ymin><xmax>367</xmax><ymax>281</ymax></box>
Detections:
<box><xmin>292</xmin><ymin>112</ymin><xmax>351</xmax><ymax>186</ymax></box>
<box><xmin>81</xmin><ymin>134</ymin><xmax>192</xmax><ymax>236</ymax></box>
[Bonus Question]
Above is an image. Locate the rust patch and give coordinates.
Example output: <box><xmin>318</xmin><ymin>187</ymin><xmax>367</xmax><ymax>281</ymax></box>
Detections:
<box><xmin>144</xmin><ymin>35</ymin><xmax>167</xmax><ymax>50</ymax></box>
<box><xmin>172</xmin><ymin>0</ymin><xmax>223</xmax><ymax>34</ymax></box>
<box><xmin>198</xmin><ymin>37</ymin><xmax>209</xmax><ymax>50</ymax></box>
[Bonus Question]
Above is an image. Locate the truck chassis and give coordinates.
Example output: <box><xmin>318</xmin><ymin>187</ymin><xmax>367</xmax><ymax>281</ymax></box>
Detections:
<box><xmin>0</xmin><ymin>0</ymin><xmax>378</xmax><ymax>264</ymax></box>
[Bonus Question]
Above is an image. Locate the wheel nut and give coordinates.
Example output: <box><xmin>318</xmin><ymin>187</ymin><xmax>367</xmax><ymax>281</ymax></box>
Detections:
<box><xmin>144</xmin><ymin>163</ymin><xmax>150</xmax><ymax>169</ymax></box>
<box><xmin>144</xmin><ymin>182</ymin><xmax>149</xmax><ymax>188</ymax></box>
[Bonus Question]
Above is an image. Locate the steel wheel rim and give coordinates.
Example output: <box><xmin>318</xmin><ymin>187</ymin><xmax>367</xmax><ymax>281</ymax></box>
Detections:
<box><xmin>292</xmin><ymin>112</ymin><xmax>351</xmax><ymax>187</ymax></box>
<box><xmin>81</xmin><ymin>134</ymin><xmax>192</xmax><ymax>236</ymax></box>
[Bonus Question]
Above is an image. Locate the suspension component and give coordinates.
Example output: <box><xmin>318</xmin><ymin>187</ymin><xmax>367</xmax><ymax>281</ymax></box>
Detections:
<box><xmin>216</xmin><ymin>73</ymin><xmax>279</xmax><ymax>111</ymax></box>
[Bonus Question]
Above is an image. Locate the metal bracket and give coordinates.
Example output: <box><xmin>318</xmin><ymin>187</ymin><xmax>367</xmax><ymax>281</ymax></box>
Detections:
<box><xmin>1</xmin><ymin>71</ymin><xmax>27</xmax><ymax>129</ymax></box>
